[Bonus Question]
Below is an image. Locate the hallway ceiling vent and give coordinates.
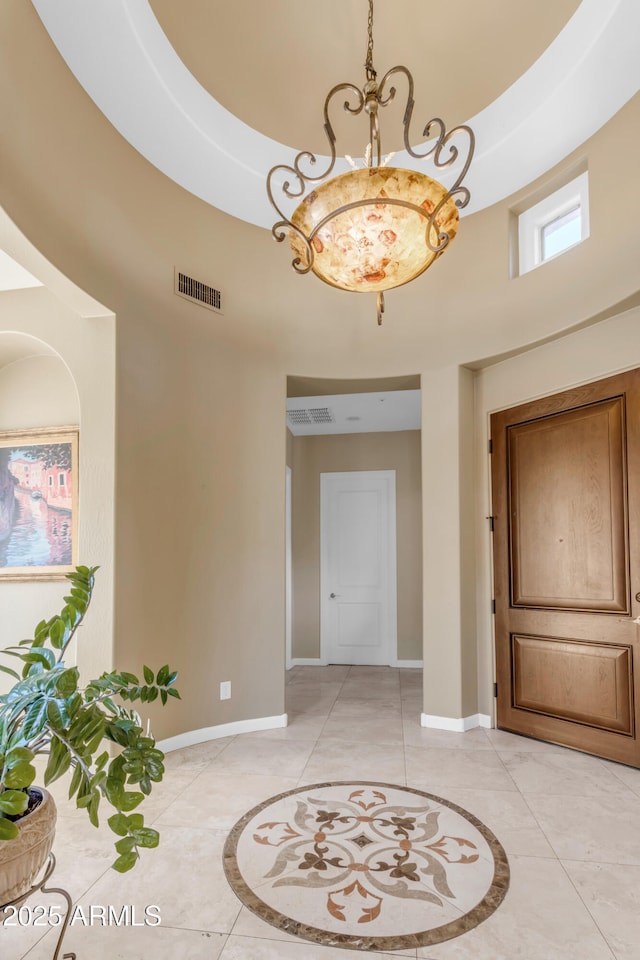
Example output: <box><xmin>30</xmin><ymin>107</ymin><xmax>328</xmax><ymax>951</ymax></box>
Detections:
<box><xmin>174</xmin><ymin>269</ymin><xmax>223</xmax><ymax>314</ymax></box>
<box><xmin>288</xmin><ymin>407</ymin><xmax>335</xmax><ymax>426</ymax></box>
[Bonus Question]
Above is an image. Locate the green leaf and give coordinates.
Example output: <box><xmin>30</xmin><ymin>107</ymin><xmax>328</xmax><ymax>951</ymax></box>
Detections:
<box><xmin>67</xmin><ymin>692</ymin><xmax>83</xmax><ymax>720</ymax></box>
<box><xmin>0</xmin><ymin>818</ymin><xmax>19</xmax><ymax>840</ymax></box>
<box><xmin>0</xmin><ymin>789</ymin><xmax>29</xmax><ymax>815</ymax></box>
<box><xmin>131</xmin><ymin>827</ymin><xmax>159</xmax><ymax>849</ymax></box>
<box><xmin>143</xmin><ymin>665</ymin><xmax>154</xmax><ymax>684</ymax></box>
<box><xmin>156</xmin><ymin>665</ymin><xmax>170</xmax><ymax>686</ymax></box>
<box><xmin>21</xmin><ymin>699</ymin><xmax>48</xmax><ymax>741</ymax></box>
<box><xmin>128</xmin><ymin>813</ymin><xmax>144</xmax><ymax>831</ymax></box>
<box><xmin>167</xmin><ymin>688</ymin><xmax>181</xmax><ymax>699</ymax></box>
<box><xmin>115</xmin><ymin>836</ymin><xmax>137</xmax><ymax>855</ymax></box>
<box><xmin>3</xmin><ymin>762</ymin><xmax>36</xmax><ymax>789</ymax></box>
<box><xmin>56</xmin><ymin>668</ymin><xmax>79</xmax><ymax>698</ymax></box>
<box><xmin>22</xmin><ymin>647</ymin><xmax>57</xmax><ymax>670</ymax></box>
<box><xmin>68</xmin><ymin>762</ymin><xmax>85</xmax><ymax>800</ymax></box>
<box><xmin>165</xmin><ymin>671</ymin><xmax>178</xmax><ymax>687</ymax></box>
<box><xmin>88</xmin><ymin>790</ymin><xmax>100</xmax><ymax>828</ymax></box>
<box><xmin>44</xmin><ymin>739</ymin><xmax>71</xmax><ymax>785</ymax></box>
<box><xmin>49</xmin><ymin>618</ymin><xmax>66</xmax><ymax>649</ymax></box>
<box><xmin>108</xmin><ymin>813</ymin><xmax>130</xmax><ymax>837</ymax></box>
<box><xmin>34</xmin><ymin>619</ymin><xmax>50</xmax><ymax>644</ymax></box>
<box><xmin>105</xmin><ymin>778</ymin><xmax>124</xmax><ymax>807</ymax></box>
<box><xmin>105</xmin><ymin>724</ymin><xmax>128</xmax><ymax>748</ymax></box>
<box><xmin>160</xmin><ymin>689</ymin><xmax>168</xmax><ymax>706</ymax></box>
<box><xmin>112</xmin><ymin>851</ymin><xmax>138</xmax><ymax>873</ymax></box>
<box><xmin>5</xmin><ymin>747</ymin><xmax>34</xmax><ymax>768</ymax></box>
<box><xmin>119</xmin><ymin>791</ymin><xmax>144</xmax><ymax>812</ymax></box>
<box><xmin>89</xmin><ymin>770</ymin><xmax>107</xmax><ymax>792</ymax></box>
<box><xmin>46</xmin><ymin>699</ymin><xmax>65</xmax><ymax>729</ymax></box>
<box><xmin>85</xmin><ymin>724</ymin><xmax>107</xmax><ymax>756</ymax></box>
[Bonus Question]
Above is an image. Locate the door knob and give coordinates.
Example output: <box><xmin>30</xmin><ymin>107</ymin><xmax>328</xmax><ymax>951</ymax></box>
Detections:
<box><xmin>330</xmin><ymin>592</ymin><xmax>341</xmax><ymax>599</ymax></box>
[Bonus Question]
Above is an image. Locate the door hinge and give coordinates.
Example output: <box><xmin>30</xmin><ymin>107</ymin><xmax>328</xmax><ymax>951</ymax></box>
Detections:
<box><xmin>488</xmin><ymin>438</ymin><xmax>493</xmax><ymax>454</ymax></box>
<box><xmin>491</xmin><ymin>598</ymin><xmax>496</xmax><ymax>614</ymax></box>
<box><xmin>486</xmin><ymin>515</ymin><xmax>495</xmax><ymax>532</ymax></box>
<box><xmin>493</xmin><ymin>681</ymin><xmax>498</xmax><ymax>699</ymax></box>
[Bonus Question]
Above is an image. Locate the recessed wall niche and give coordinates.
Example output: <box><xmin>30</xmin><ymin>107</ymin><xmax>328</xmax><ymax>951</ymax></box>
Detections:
<box><xmin>0</xmin><ymin>333</ymin><xmax>79</xmax><ymax>430</ymax></box>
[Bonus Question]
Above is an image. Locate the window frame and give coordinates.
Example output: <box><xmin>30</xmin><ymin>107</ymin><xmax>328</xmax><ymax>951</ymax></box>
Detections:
<box><xmin>518</xmin><ymin>171</ymin><xmax>589</xmax><ymax>276</ymax></box>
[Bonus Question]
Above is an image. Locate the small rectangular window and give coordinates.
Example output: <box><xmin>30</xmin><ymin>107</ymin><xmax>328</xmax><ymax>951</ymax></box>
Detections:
<box><xmin>517</xmin><ymin>171</ymin><xmax>589</xmax><ymax>276</ymax></box>
<box><xmin>541</xmin><ymin>205</ymin><xmax>581</xmax><ymax>261</ymax></box>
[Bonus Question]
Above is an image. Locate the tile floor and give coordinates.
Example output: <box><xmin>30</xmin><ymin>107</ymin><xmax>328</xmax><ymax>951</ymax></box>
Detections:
<box><xmin>3</xmin><ymin>665</ymin><xmax>640</xmax><ymax>959</ymax></box>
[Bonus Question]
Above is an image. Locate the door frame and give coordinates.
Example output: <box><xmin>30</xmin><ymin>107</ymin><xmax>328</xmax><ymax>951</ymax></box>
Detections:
<box><xmin>285</xmin><ymin>465</ymin><xmax>292</xmax><ymax>670</ymax></box>
<box><xmin>320</xmin><ymin>470</ymin><xmax>398</xmax><ymax>666</ymax></box>
<box><xmin>488</xmin><ymin>368</ymin><xmax>640</xmax><ymax>764</ymax></box>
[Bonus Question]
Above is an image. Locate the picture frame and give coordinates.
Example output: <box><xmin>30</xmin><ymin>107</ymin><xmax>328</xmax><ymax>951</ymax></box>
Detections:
<box><xmin>0</xmin><ymin>426</ymin><xmax>79</xmax><ymax>581</ymax></box>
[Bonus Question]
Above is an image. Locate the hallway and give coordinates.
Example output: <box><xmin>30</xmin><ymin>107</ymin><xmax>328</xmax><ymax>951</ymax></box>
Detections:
<box><xmin>6</xmin><ymin>666</ymin><xmax>640</xmax><ymax>959</ymax></box>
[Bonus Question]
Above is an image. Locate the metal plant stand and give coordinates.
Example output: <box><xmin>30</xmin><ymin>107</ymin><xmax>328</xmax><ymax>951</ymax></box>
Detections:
<box><xmin>1</xmin><ymin>854</ymin><xmax>75</xmax><ymax>960</ymax></box>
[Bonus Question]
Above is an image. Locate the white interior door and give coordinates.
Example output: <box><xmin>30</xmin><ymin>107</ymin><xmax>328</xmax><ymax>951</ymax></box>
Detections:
<box><xmin>320</xmin><ymin>471</ymin><xmax>397</xmax><ymax>665</ymax></box>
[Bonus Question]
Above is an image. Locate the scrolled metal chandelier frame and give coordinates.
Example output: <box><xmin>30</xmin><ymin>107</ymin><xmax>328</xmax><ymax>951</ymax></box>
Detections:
<box><xmin>267</xmin><ymin>0</ymin><xmax>475</xmax><ymax>325</ymax></box>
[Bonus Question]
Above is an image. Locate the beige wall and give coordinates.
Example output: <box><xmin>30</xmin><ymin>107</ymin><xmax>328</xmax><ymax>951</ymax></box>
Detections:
<box><xmin>0</xmin><ymin>286</ymin><xmax>115</xmax><ymax>688</ymax></box>
<box><xmin>421</xmin><ymin>367</ymin><xmax>478</xmax><ymax>719</ymax></box>
<box><xmin>291</xmin><ymin>430</ymin><xmax>422</xmax><ymax>662</ymax></box>
<box><xmin>114</xmin><ymin>308</ymin><xmax>286</xmax><ymax>740</ymax></box>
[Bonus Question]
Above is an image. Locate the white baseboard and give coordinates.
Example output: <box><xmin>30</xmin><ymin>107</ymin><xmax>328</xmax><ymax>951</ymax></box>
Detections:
<box><xmin>421</xmin><ymin>712</ymin><xmax>493</xmax><ymax>732</ymax></box>
<box><xmin>288</xmin><ymin>658</ymin><xmax>327</xmax><ymax>667</ymax></box>
<box><xmin>157</xmin><ymin>713</ymin><xmax>288</xmax><ymax>753</ymax></box>
<box><xmin>289</xmin><ymin>659</ymin><xmax>423</xmax><ymax>669</ymax></box>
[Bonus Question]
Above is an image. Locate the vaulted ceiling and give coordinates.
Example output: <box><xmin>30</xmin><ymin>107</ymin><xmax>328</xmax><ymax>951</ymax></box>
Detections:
<box><xmin>1</xmin><ymin>1</ymin><xmax>639</xmax><ymax>373</ymax></box>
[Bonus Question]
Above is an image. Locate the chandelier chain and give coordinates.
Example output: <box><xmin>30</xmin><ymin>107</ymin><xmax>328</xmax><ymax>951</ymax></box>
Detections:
<box><xmin>365</xmin><ymin>0</ymin><xmax>376</xmax><ymax>81</ymax></box>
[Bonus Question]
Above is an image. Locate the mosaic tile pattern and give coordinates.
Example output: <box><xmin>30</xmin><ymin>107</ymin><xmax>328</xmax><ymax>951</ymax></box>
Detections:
<box><xmin>223</xmin><ymin>781</ymin><xmax>509</xmax><ymax>951</ymax></box>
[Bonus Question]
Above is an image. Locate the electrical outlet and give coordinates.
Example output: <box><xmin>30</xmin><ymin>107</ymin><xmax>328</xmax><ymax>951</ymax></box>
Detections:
<box><xmin>220</xmin><ymin>680</ymin><xmax>231</xmax><ymax>700</ymax></box>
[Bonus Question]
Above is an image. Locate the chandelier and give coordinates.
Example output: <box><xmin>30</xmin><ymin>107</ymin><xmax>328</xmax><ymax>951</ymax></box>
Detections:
<box><xmin>267</xmin><ymin>0</ymin><xmax>474</xmax><ymax>325</ymax></box>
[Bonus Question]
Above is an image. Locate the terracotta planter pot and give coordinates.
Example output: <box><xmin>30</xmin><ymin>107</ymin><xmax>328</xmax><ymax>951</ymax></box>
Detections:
<box><xmin>0</xmin><ymin>787</ymin><xmax>57</xmax><ymax>906</ymax></box>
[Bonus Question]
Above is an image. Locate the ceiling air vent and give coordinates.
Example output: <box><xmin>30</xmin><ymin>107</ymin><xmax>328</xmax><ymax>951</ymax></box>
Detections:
<box><xmin>308</xmin><ymin>407</ymin><xmax>335</xmax><ymax>423</ymax></box>
<box><xmin>174</xmin><ymin>269</ymin><xmax>223</xmax><ymax>313</ymax></box>
<box><xmin>288</xmin><ymin>410</ymin><xmax>312</xmax><ymax>425</ymax></box>
<box><xmin>287</xmin><ymin>407</ymin><xmax>335</xmax><ymax>426</ymax></box>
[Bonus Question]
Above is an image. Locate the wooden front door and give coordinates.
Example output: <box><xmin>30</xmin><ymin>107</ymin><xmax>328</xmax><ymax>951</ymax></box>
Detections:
<box><xmin>491</xmin><ymin>369</ymin><xmax>640</xmax><ymax>766</ymax></box>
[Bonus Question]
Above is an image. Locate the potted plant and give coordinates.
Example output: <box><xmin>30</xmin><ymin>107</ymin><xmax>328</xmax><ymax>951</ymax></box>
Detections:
<box><xmin>0</xmin><ymin>565</ymin><xmax>179</xmax><ymax>904</ymax></box>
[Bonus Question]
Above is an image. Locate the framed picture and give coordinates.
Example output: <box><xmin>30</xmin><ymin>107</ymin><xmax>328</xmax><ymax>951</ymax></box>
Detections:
<box><xmin>0</xmin><ymin>426</ymin><xmax>79</xmax><ymax>581</ymax></box>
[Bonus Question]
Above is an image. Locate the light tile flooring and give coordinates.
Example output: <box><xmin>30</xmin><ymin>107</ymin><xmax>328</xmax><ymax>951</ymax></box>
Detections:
<box><xmin>4</xmin><ymin>665</ymin><xmax>640</xmax><ymax>959</ymax></box>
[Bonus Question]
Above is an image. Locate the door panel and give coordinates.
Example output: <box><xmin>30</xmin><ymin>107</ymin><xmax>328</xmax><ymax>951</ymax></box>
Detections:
<box><xmin>321</xmin><ymin>471</ymin><xmax>397</xmax><ymax>666</ymax></box>
<box><xmin>491</xmin><ymin>369</ymin><xmax>640</xmax><ymax>766</ymax></box>
<box><xmin>509</xmin><ymin>397</ymin><xmax>629</xmax><ymax>611</ymax></box>
<box><xmin>512</xmin><ymin>634</ymin><xmax>633</xmax><ymax>734</ymax></box>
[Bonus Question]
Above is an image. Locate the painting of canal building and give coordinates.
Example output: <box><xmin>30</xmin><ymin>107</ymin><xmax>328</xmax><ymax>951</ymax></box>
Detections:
<box><xmin>0</xmin><ymin>427</ymin><xmax>78</xmax><ymax>580</ymax></box>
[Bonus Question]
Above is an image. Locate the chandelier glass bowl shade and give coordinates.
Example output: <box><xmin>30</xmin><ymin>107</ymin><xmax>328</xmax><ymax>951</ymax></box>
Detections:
<box><xmin>266</xmin><ymin>0</ymin><xmax>474</xmax><ymax>324</ymax></box>
<box><xmin>289</xmin><ymin>167</ymin><xmax>460</xmax><ymax>294</ymax></box>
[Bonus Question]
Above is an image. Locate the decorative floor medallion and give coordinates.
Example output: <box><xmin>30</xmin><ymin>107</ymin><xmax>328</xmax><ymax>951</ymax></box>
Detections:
<box><xmin>223</xmin><ymin>781</ymin><xmax>510</xmax><ymax>951</ymax></box>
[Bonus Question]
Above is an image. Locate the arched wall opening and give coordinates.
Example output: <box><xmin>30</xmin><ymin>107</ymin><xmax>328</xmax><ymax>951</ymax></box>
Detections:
<box><xmin>0</xmin><ymin>231</ymin><xmax>116</xmax><ymax>688</ymax></box>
